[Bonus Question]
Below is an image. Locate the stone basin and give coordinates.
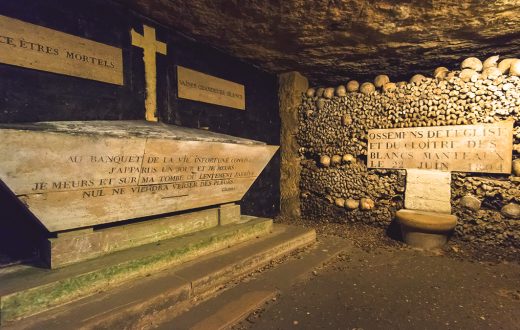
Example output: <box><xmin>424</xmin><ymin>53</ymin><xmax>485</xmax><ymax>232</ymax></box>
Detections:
<box><xmin>396</xmin><ymin>209</ymin><xmax>457</xmax><ymax>250</ymax></box>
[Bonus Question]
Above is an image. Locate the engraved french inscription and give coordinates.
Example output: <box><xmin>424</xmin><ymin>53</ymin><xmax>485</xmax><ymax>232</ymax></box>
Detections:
<box><xmin>367</xmin><ymin>121</ymin><xmax>513</xmax><ymax>174</ymax></box>
<box><xmin>0</xmin><ymin>124</ymin><xmax>277</xmax><ymax>232</ymax></box>
<box><xmin>0</xmin><ymin>15</ymin><xmax>123</xmax><ymax>85</ymax></box>
<box><xmin>177</xmin><ymin>66</ymin><xmax>245</xmax><ymax>110</ymax></box>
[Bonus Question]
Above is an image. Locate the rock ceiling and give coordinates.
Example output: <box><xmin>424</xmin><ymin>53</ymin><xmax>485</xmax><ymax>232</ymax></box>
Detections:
<box><xmin>120</xmin><ymin>0</ymin><xmax>520</xmax><ymax>86</ymax></box>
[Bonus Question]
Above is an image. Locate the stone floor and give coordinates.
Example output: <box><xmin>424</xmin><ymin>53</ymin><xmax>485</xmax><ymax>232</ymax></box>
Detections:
<box><xmin>234</xmin><ymin>220</ymin><xmax>520</xmax><ymax>330</ymax></box>
<box><xmin>2</xmin><ymin>219</ymin><xmax>519</xmax><ymax>329</ymax></box>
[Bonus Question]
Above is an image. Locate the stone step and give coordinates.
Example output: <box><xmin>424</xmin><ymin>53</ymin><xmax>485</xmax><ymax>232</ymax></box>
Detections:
<box><xmin>160</xmin><ymin>235</ymin><xmax>351</xmax><ymax>330</ymax></box>
<box><xmin>0</xmin><ymin>216</ymin><xmax>274</xmax><ymax>325</ymax></box>
<box><xmin>1</xmin><ymin>223</ymin><xmax>317</xmax><ymax>329</ymax></box>
<box><xmin>185</xmin><ymin>290</ymin><xmax>277</xmax><ymax>330</ymax></box>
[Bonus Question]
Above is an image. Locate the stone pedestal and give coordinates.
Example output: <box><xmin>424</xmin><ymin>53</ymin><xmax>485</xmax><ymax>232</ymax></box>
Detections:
<box><xmin>404</xmin><ymin>169</ymin><xmax>452</xmax><ymax>213</ymax></box>
<box><xmin>398</xmin><ymin>169</ymin><xmax>456</xmax><ymax>249</ymax></box>
<box><xmin>396</xmin><ymin>209</ymin><xmax>457</xmax><ymax>250</ymax></box>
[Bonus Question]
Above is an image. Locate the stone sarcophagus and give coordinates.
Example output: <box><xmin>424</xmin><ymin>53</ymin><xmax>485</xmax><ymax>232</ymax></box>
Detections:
<box><xmin>0</xmin><ymin>121</ymin><xmax>278</xmax><ymax>267</ymax></box>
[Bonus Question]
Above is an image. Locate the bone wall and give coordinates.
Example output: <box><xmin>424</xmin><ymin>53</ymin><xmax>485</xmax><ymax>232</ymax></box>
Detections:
<box><xmin>298</xmin><ymin>56</ymin><xmax>520</xmax><ymax>251</ymax></box>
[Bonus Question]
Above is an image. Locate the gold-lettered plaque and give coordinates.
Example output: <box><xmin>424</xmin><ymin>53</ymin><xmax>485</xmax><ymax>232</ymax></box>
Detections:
<box><xmin>177</xmin><ymin>66</ymin><xmax>245</xmax><ymax>110</ymax></box>
<box><xmin>0</xmin><ymin>15</ymin><xmax>123</xmax><ymax>85</ymax></box>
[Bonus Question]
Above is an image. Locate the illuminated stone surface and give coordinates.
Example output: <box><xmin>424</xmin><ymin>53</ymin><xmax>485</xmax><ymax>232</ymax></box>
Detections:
<box><xmin>0</xmin><ymin>121</ymin><xmax>278</xmax><ymax>232</ymax></box>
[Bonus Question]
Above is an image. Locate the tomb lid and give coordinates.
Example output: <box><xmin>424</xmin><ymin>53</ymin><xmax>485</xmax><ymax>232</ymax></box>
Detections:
<box><xmin>0</xmin><ymin>120</ymin><xmax>265</xmax><ymax>145</ymax></box>
<box><xmin>0</xmin><ymin>121</ymin><xmax>277</xmax><ymax>232</ymax></box>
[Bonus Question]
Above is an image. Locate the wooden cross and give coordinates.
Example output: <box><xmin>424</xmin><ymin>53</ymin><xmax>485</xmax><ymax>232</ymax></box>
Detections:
<box><xmin>131</xmin><ymin>25</ymin><xmax>167</xmax><ymax>122</ymax></box>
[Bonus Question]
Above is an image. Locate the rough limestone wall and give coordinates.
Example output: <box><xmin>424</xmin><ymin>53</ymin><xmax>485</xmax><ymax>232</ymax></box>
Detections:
<box><xmin>298</xmin><ymin>56</ymin><xmax>520</xmax><ymax>250</ymax></box>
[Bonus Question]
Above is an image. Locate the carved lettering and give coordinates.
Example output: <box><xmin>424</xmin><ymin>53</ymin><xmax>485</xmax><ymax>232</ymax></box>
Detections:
<box><xmin>0</xmin><ymin>15</ymin><xmax>123</xmax><ymax>85</ymax></box>
<box><xmin>0</xmin><ymin>125</ymin><xmax>278</xmax><ymax>232</ymax></box>
<box><xmin>177</xmin><ymin>66</ymin><xmax>245</xmax><ymax>110</ymax></box>
<box><xmin>367</xmin><ymin>122</ymin><xmax>513</xmax><ymax>174</ymax></box>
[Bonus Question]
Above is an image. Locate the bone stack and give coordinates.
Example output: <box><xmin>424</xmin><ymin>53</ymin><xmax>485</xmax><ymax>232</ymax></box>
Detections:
<box><xmin>298</xmin><ymin>55</ymin><xmax>520</xmax><ymax>248</ymax></box>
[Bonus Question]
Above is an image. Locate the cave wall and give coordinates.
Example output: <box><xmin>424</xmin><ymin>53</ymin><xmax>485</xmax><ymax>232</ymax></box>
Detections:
<box><xmin>298</xmin><ymin>57</ymin><xmax>520</xmax><ymax>253</ymax></box>
<box><xmin>0</xmin><ymin>0</ymin><xmax>280</xmax><ymax>220</ymax></box>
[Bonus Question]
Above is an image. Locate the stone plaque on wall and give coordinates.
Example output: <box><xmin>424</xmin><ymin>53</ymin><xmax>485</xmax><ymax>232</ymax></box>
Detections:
<box><xmin>0</xmin><ymin>15</ymin><xmax>123</xmax><ymax>85</ymax></box>
<box><xmin>177</xmin><ymin>66</ymin><xmax>245</xmax><ymax>110</ymax></box>
<box><xmin>367</xmin><ymin>121</ymin><xmax>513</xmax><ymax>174</ymax></box>
<box><xmin>0</xmin><ymin>121</ymin><xmax>277</xmax><ymax>232</ymax></box>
